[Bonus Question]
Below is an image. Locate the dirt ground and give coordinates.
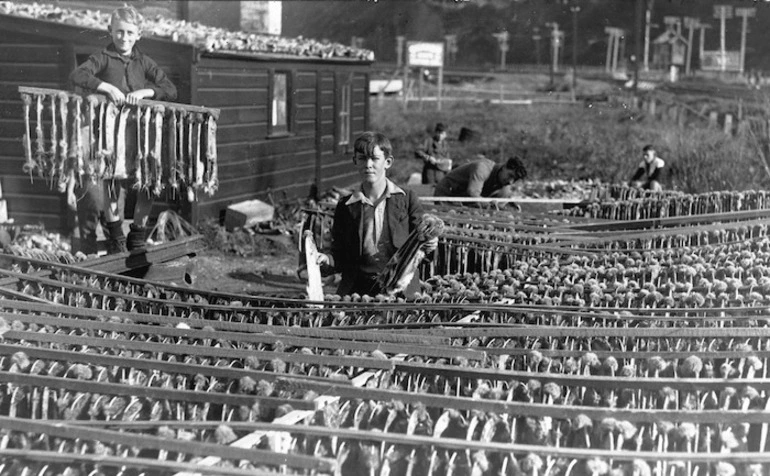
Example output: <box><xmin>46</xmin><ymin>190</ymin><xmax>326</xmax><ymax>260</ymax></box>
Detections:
<box><xmin>181</xmin><ymin>232</ymin><xmax>328</xmax><ymax>298</ymax></box>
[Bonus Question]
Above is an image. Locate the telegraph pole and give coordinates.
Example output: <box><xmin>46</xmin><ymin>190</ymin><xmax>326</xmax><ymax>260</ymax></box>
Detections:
<box><xmin>713</xmin><ymin>5</ymin><xmax>733</xmax><ymax>72</ymax></box>
<box><xmin>735</xmin><ymin>7</ymin><xmax>756</xmax><ymax>74</ymax></box>
<box><xmin>493</xmin><ymin>31</ymin><xmax>509</xmax><ymax>70</ymax></box>
<box><xmin>683</xmin><ymin>17</ymin><xmax>699</xmax><ymax>76</ymax></box>
<box><xmin>570</xmin><ymin>4</ymin><xmax>580</xmax><ymax>95</ymax></box>
<box><xmin>634</xmin><ymin>0</ymin><xmax>642</xmax><ymax>96</ymax></box>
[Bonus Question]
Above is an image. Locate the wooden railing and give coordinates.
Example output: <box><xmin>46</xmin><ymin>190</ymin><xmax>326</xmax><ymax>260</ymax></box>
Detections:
<box><xmin>17</xmin><ymin>86</ymin><xmax>220</xmax><ymax>202</ymax></box>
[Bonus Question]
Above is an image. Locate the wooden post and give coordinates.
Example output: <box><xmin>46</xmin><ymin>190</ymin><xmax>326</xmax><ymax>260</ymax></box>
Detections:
<box><xmin>683</xmin><ymin>17</ymin><xmax>699</xmax><ymax>76</ymax></box>
<box><xmin>396</xmin><ymin>36</ymin><xmax>405</xmax><ymax>68</ymax></box>
<box><xmin>649</xmin><ymin>99</ymin><xmax>656</xmax><ymax>116</ymax></box>
<box><xmin>418</xmin><ymin>68</ymin><xmax>424</xmax><ymax>111</ymax></box>
<box><xmin>402</xmin><ymin>64</ymin><xmax>408</xmax><ymax>113</ymax></box>
<box><xmin>709</xmin><ymin>111</ymin><xmax>719</xmax><ymax>128</ymax></box>
<box><xmin>724</xmin><ymin>114</ymin><xmax>733</xmax><ymax>134</ymax></box>
<box><xmin>437</xmin><ymin>65</ymin><xmax>443</xmax><ymax>111</ymax></box>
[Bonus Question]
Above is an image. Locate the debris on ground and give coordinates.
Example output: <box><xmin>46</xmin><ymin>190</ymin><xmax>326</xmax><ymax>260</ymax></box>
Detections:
<box><xmin>3</xmin><ymin>224</ymin><xmax>85</xmax><ymax>263</ymax></box>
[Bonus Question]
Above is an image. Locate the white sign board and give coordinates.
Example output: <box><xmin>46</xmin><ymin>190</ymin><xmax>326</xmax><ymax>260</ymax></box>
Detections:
<box><xmin>701</xmin><ymin>50</ymin><xmax>740</xmax><ymax>71</ymax></box>
<box><xmin>407</xmin><ymin>42</ymin><xmax>444</xmax><ymax>68</ymax></box>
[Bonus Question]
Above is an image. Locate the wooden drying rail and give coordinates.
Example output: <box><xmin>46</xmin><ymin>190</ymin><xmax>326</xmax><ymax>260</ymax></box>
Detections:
<box><xmin>6</xmin><ymin>259</ymin><xmax>770</xmax><ymax>319</ymax></box>
<box><xmin>0</xmin><ymin>310</ymin><xmax>484</xmax><ymax>361</ymax></box>
<box><xmin>0</xmin><ymin>418</ymin><xmax>333</xmax><ymax>472</ymax></box>
<box><xmin>0</xmin><ymin>372</ymin><xmax>317</xmax><ymax>412</ymax></box>
<box><xmin>0</xmin><ymin>449</ymin><xmax>268</xmax><ymax>476</ymax></box>
<box><xmin>1</xmin><ymin>300</ymin><xmax>449</xmax><ymax>346</ymax></box>
<box><xmin>18</xmin><ymin>86</ymin><xmax>220</xmax><ymax>119</ymax></box>
<box><xmin>43</xmin><ymin>420</ymin><xmax>770</xmax><ymax>464</ymax></box>
<box><xmin>4</xmin><ymin>329</ymin><xmax>765</xmax><ymax>395</ymax></box>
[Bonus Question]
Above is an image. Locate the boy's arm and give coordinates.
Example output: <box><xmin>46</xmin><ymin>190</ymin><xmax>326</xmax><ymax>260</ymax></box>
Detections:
<box><xmin>69</xmin><ymin>52</ymin><xmax>107</xmax><ymax>92</ymax></box>
<box><xmin>415</xmin><ymin>138</ymin><xmax>436</xmax><ymax>164</ymax></box>
<box><xmin>70</xmin><ymin>52</ymin><xmax>125</xmax><ymax>103</ymax></box>
<box><xmin>407</xmin><ymin>189</ymin><xmax>424</xmax><ymax>232</ymax></box>
<box><xmin>141</xmin><ymin>55</ymin><xmax>178</xmax><ymax>102</ymax></box>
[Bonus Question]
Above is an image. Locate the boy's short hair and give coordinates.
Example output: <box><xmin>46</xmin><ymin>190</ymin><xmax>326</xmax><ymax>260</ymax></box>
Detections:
<box><xmin>434</xmin><ymin>122</ymin><xmax>446</xmax><ymax>133</ymax></box>
<box><xmin>505</xmin><ymin>156</ymin><xmax>527</xmax><ymax>180</ymax></box>
<box><xmin>353</xmin><ymin>131</ymin><xmax>393</xmax><ymax>160</ymax></box>
<box><xmin>642</xmin><ymin>144</ymin><xmax>655</xmax><ymax>153</ymax></box>
<box><xmin>111</xmin><ymin>5</ymin><xmax>143</xmax><ymax>29</ymax></box>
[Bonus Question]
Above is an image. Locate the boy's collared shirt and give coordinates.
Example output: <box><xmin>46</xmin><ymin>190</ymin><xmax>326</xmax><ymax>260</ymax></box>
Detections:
<box><xmin>345</xmin><ymin>179</ymin><xmax>404</xmax><ymax>271</ymax></box>
<box><xmin>70</xmin><ymin>43</ymin><xmax>177</xmax><ymax>101</ymax></box>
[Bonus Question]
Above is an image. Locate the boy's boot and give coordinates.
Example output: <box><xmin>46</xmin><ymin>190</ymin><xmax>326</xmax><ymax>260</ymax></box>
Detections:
<box><xmin>105</xmin><ymin>220</ymin><xmax>127</xmax><ymax>254</ymax></box>
<box><xmin>127</xmin><ymin>223</ymin><xmax>147</xmax><ymax>251</ymax></box>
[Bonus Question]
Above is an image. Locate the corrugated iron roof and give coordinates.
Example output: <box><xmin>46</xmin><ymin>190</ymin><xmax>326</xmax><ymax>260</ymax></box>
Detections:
<box><xmin>0</xmin><ymin>1</ymin><xmax>375</xmax><ymax>62</ymax></box>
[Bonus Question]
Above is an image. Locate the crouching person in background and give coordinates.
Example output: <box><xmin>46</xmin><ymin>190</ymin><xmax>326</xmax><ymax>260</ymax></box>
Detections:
<box><xmin>630</xmin><ymin>144</ymin><xmax>665</xmax><ymax>191</ymax></box>
<box><xmin>317</xmin><ymin>131</ymin><xmax>437</xmax><ymax>297</ymax></box>
<box><xmin>435</xmin><ymin>155</ymin><xmax>528</xmax><ymax>198</ymax></box>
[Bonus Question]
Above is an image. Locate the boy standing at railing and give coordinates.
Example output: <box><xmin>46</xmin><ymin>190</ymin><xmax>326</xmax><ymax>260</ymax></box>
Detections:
<box><xmin>68</xmin><ymin>5</ymin><xmax>176</xmax><ymax>254</ymax></box>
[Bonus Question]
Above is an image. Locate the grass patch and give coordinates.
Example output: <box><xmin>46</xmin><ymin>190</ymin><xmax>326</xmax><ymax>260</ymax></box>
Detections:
<box><xmin>372</xmin><ymin>97</ymin><xmax>770</xmax><ymax>194</ymax></box>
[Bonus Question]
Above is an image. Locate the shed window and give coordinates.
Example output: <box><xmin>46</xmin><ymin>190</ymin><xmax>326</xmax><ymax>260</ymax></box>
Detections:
<box><xmin>338</xmin><ymin>81</ymin><xmax>351</xmax><ymax>146</ymax></box>
<box><xmin>270</xmin><ymin>71</ymin><xmax>289</xmax><ymax>134</ymax></box>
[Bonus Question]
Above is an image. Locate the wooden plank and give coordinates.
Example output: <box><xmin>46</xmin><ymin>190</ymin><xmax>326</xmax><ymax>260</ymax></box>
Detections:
<box><xmin>294</xmin><ymin>89</ymin><xmax>316</xmax><ymax>104</ymax></box>
<box><xmin>0</xmin><ymin>82</ymin><xmax>59</xmax><ymax>100</ymax></box>
<box><xmin>217</xmin><ymin>150</ymin><xmax>316</xmax><ymax>180</ymax></box>
<box><xmin>6</xmin><ymin>196</ymin><xmax>63</xmax><ymax>215</ymax></box>
<box><xmin>295</xmin><ymin>119</ymin><xmax>315</xmax><ymax>136</ymax></box>
<box><xmin>218</xmin><ymin>166</ymin><xmax>317</xmax><ymax>193</ymax></box>
<box><xmin>0</xmin><ymin>45</ymin><xmax>61</xmax><ymax>63</ymax></box>
<box><xmin>217</xmin><ymin>135</ymin><xmax>316</xmax><ymax>160</ymax></box>
<box><xmin>196</xmin><ymin>88</ymin><xmax>266</xmax><ymax>107</ymax></box>
<box><xmin>216</xmin><ymin>122</ymin><xmax>268</xmax><ymax>144</ymax></box>
<box><xmin>197</xmin><ymin>71</ymin><xmax>268</xmax><ymax>89</ymax></box>
<box><xmin>295</xmin><ymin>103</ymin><xmax>315</xmax><ymax>121</ymax></box>
<box><xmin>216</xmin><ymin>105</ymin><xmax>266</xmax><ymax>126</ymax></box>
<box><xmin>1</xmin><ymin>64</ymin><xmax>60</xmax><ymax>82</ymax></box>
<box><xmin>295</xmin><ymin>71</ymin><xmax>316</xmax><ymax>89</ymax></box>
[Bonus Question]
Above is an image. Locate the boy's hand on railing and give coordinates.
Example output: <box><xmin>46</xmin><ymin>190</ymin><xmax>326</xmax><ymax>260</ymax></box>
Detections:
<box><xmin>316</xmin><ymin>254</ymin><xmax>330</xmax><ymax>266</ymax></box>
<box><xmin>97</xmin><ymin>82</ymin><xmax>125</xmax><ymax>104</ymax></box>
<box><xmin>126</xmin><ymin>89</ymin><xmax>154</xmax><ymax>105</ymax></box>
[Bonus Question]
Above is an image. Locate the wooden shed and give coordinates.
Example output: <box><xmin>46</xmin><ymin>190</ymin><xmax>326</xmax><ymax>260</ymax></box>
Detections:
<box><xmin>0</xmin><ymin>3</ymin><xmax>372</xmax><ymax>230</ymax></box>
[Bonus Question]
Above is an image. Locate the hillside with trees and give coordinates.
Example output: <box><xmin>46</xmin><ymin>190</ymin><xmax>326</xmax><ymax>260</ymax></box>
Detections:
<box><xmin>283</xmin><ymin>0</ymin><xmax>770</xmax><ymax>71</ymax></box>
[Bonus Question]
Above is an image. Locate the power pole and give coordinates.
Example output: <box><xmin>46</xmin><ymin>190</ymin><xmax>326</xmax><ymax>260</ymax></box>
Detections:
<box><xmin>546</xmin><ymin>22</ymin><xmax>563</xmax><ymax>86</ymax></box>
<box><xmin>396</xmin><ymin>35</ymin><xmax>405</xmax><ymax>68</ymax></box>
<box><xmin>643</xmin><ymin>0</ymin><xmax>654</xmax><ymax>72</ymax></box>
<box><xmin>493</xmin><ymin>31</ymin><xmax>509</xmax><ymax>70</ymax></box>
<box><xmin>735</xmin><ymin>7</ymin><xmax>756</xmax><ymax>74</ymax></box>
<box><xmin>532</xmin><ymin>27</ymin><xmax>542</xmax><ymax>66</ymax></box>
<box><xmin>713</xmin><ymin>5</ymin><xmax>733</xmax><ymax>72</ymax></box>
<box><xmin>683</xmin><ymin>17</ymin><xmax>699</xmax><ymax>76</ymax></box>
<box><xmin>634</xmin><ymin>0</ymin><xmax>642</xmax><ymax>96</ymax></box>
<box><xmin>570</xmin><ymin>4</ymin><xmax>580</xmax><ymax>95</ymax></box>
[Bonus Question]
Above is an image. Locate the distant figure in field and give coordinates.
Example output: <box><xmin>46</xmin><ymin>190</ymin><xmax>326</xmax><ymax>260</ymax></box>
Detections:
<box><xmin>630</xmin><ymin>144</ymin><xmax>664</xmax><ymax>191</ymax></box>
<box><xmin>434</xmin><ymin>155</ymin><xmax>527</xmax><ymax>198</ymax></box>
<box><xmin>415</xmin><ymin>122</ymin><xmax>452</xmax><ymax>185</ymax></box>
